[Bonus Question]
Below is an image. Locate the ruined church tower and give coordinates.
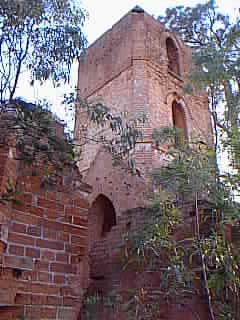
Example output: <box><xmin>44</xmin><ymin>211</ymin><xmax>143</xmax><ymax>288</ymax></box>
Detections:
<box><xmin>75</xmin><ymin>6</ymin><xmax>212</xmax><ymax>229</ymax></box>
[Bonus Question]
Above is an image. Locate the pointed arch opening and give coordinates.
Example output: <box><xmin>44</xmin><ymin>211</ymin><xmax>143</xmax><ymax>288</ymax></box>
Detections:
<box><xmin>89</xmin><ymin>194</ymin><xmax>116</xmax><ymax>242</ymax></box>
<box><xmin>166</xmin><ymin>37</ymin><xmax>180</xmax><ymax>76</ymax></box>
<box><xmin>172</xmin><ymin>101</ymin><xmax>187</xmax><ymax>143</ymax></box>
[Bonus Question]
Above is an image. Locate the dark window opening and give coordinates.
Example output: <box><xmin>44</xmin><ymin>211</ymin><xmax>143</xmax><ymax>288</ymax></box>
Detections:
<box><xmin>172</xmin><ymin>101</ymin><xmax>187</xmax><ymax>144</ymax></box>
<box><xmin>90</xmin><ymin>194</ymin><xmax>117</xmax><ymax>240</ymax></box>
<box><xmin>166</xmin><ymin>38</ymin><xmax>180</xmax><ymax>76</ymax></box>
<box><xmin>90</xmin><ymin>275</ymin><xmax>106</xmax><ymax>281</ymax></box>
<box><xmin>126</xmin><ymin>222</ymin><xmax>131</xmax><ymax>230</ymax></box>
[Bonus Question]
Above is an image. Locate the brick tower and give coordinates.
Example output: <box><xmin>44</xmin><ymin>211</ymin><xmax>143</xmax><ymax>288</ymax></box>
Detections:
<box><xmin>75</xmin><ymin>7</ymin><xmax>213</xmax><ymax>320</ymax></box>
<box><xmin>75</xmin><ymin>6</ymin><xmax>212</xmax><ymax>238</ymax></box>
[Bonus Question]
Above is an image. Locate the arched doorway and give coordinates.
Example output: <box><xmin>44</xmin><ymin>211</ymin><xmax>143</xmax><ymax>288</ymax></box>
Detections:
<box><xmin>172</xmin><ymin>100</ymin><xmax>187</xmax><ymax>143</ymax></box>
<box><xmin>166</xmin><ymin>37</ymin><xmax>180</xmax><ymax>76</ymax></box>
<box><xmin>89</xmin><ymin>194</ymin><xmax>117</xmax><ymax>243</ymax></box>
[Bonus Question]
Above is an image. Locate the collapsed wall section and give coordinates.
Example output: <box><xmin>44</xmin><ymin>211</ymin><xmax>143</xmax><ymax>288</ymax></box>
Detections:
<box><xmin>0</xmin><ymin>117</ymin><xmax>91</xmax><ymax>320</ymax></box>
<box><xmin>81</xmin><ymin>205</ymin><xmax>211</xmax><ymax>320</ymax></box>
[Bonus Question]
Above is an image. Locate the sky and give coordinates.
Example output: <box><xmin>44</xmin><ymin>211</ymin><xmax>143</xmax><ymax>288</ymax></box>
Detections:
<box><xmin>16</xmin><ymin>0</ymin><xmax>239</xmax><ymax>126</ymax></box>
<box><xmin>81</xmin><ymin>0</ymin><xmax>239</xmax><ymax>44</ymax></box>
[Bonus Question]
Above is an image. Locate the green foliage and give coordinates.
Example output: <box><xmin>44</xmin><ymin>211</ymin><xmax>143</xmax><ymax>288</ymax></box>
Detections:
<box><xmin>64</xmin><ymin>91</ymin><xmax>144</xmax><ymax>171</ymax></box>
<box><xmin>0</xmin><ymin>0</ymin><xmax>87</xmax><ymax>101</ymax></box>
<box><xmin>124</xmin><ymin>125</ymin><xmax>240</xmax><ymax>319</ymax></box>
<box><xmin>152</xmin><ymin>128</ymin><xmax>217</xmax><ymax>202</ymax></box>
<box><xmin>160</xmin><ymin>0</ymin><xmax>240</xmax><ymax>185</ymax></box>
<box><xmin>0</xmin><ymin>0</ymin><xmax>142</xmax><ymax>188</ymax></box>
<box><xmin>1</xmin><ymin>99</ymin><xmax>74</xmax><ymax>166</ymax></box>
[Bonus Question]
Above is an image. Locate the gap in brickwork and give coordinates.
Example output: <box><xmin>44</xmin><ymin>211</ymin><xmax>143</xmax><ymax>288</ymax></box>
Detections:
<box><xmin>172</xmin><ymin>100</ymin><xmax>187</xmax><ymax>142</ymax></box>
<box><xmin>89</xmin><ymin>194</ymin><xmax>116</xmax><ymax>243</ymax></box>
<box><xmin>166</xmin><ymin>37</ymin><xmax>180</xmax><ymax>75</ymax></box>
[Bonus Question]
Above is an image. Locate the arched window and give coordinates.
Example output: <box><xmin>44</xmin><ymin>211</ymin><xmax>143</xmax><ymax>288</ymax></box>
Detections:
<box><xmin>166</xmin><ymin>38</ymin><xmax>180</xmax><ymax>76</ymax></box>
<box><xmin>89</xmin><ymin>194</ymin><xmax>116</xmax><ymax>241</ymax></box>
<box><xmin>172</xmin><ymin>101</ymin><xmax>187</xmax><ymax>143</ymax></box>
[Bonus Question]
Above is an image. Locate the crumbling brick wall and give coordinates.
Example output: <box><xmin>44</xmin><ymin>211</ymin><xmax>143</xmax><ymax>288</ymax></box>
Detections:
<box><xmin>76</xmin><ymin>6</ymin><xmax>212</xmax><ymax>177</ymax></box>
<box><xmin>81</xmin><ymin>206</ymin><xmax>211</xmax><ymax>320</ymax></box>
<box><xmin>0</xmin><ymin>121</ymin><xmax>91</xmax><ymax>320</ymax></box>
<box><xmin>75</xmin><ymin>7</ymin><xmax>213</xmax><ymax>234</ymax></box>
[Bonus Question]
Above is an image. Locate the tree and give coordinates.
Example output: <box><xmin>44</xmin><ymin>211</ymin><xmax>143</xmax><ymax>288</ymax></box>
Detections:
<box><xmin>122</xmin><ymin>2</ymin><xmax>240</xmax><ymax>320</ymax></box>
<box><xmin>0</xmin><ymin>0</ymin><xmax>87</xmax><ymax>102</ymax></box>
<box><xmin>0</xmin><ymin>0</ymin><xmax>142</xmax><ymax>204</ymax></box>
<box><xmin>159</xmin><ymin>0</ymin><xmax>240</xmax><ymax>195</ymax></box>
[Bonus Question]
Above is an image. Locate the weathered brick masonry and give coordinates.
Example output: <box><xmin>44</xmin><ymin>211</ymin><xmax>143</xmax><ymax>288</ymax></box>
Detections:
<box><xmin>81</xmin><ymin>206</ymin><xmax>210</xmax><ymax>320</ymax></box>
<box><xmin>76</xmin><ymin>6</ymin><xmax>213</xmax><ymax>215</ymax></box>
<box><xmin>0</xmin><ymin>123</ymin><xmax>90</xmax><ymax>319</ymax></box>
<box><xmin>0</xmin><ymin>6</ymin><xmax>215</xmax><ymax>320</ymax></box>
<box><xmin>76</xmin><ymin>6</ymin><xmax>212</xmax><ymax>176</ymax></box>
<box><xmin>76</xmin><ymin>6</ymin><xmax>214</xmax><ymax>320</ymax></box>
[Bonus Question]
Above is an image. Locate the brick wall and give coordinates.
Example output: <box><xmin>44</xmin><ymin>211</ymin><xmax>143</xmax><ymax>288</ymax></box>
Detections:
<box><xmin>74</xmin><ymin>6</ymin><xmax>214</xmax><ymax>320</ymax></box>
<box><xmin>0</xmin><ymin>127</ymin><xmax>91</xmax><ymax>319</ymax></box>
<box><xmin>81</xmin><ymin>205</ymin><xmax>211</xmax><ymax>320</ymax></box>
<box><xmin>75</xmin><ymin>7</ymin><xmax>213</xmax><ymax>231</ymax></box>
<box><xmin>76</xmin><ymin>7</ymin><xmax>212</xmax><ymax>178</ymax></box>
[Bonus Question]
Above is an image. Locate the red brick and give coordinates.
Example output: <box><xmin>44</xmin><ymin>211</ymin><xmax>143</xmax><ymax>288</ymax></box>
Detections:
<box><xmin>16</xmin><ymin>193</ymin><xmax>32</xmax><ymax>205</ymax></box>
<box><xmin>71</xmin><ymin>254</ymin><xmax>84</xmax><ymax>264</ymax></box>
<box><xmin>45</xmin><ymin>191</ymin><xmax>57</xmax><ymax>201</ymax></box>
<box><xmin>43</xmin><ymin>228</ymin><xmax>57</xmax><ymax>240</ymax></box>
<box><xmin>38</xmin><ymin>271</ymin><xmax>52</xmax><ymax>282</ymax></box>
<box><xmin>27</xmin><ymin>225</ymin><xmax>41</xmax><ymax>237</ymax></box>
<box><xmin>54</xmin><ymin>274</ymin><xmax>66</xmax><ymax>284</ymax></box>
<box><xmin>63</xmin><ymin>223</ymin><xmax>87</xmax><ymax>236</ymax></box>
<box><xmin>66</xmin><ymin>207</ymin><xmax>88</xmax><ymax>218</ymax></box>
<box><xmin>58</xmin><ymin>195</ymin><xmax>73</xmax><ymax>205</ymax></box>
<box><xmin>12</xmin><ymin>210</ymin><xmax>40</xmax><ymax>226</ymax></box>
<box><xmin>12</xmin><ymin>222</ymin><xmax>26</xmax><ymax>234</ymax></box>
<box><xmin>37</xmin><ymin>197</ymin><xmax>64</xmax><ymax>211</ymax></box>
<box><xmin>71</xmin><ymin>235</ymin><xmax>87</xmax><ymax>246</ymax></box>
<box><xmin>73</xmin><ymin>216</ymin><xmax>88</xmax><ymax>226</ymax></box>
<box><xmin>26</xmin><ymin>247</ymin><xmax>40</xmax><ymax>258</ymax></box>
<box><xmin>45</xmin><ymin>208</ymin><xmax>58</xmax><ymax>219</ymax></box>
<box><xmin>57</xmin><ymin>307</ymin><xmax>76</xmax><ymax>319</ymax></box>
<box><xmin>31</xmin><ymin>294</ymin><xmax>47</xmax><ymax>305</ymax></box>
<box><xmin>30</xmin><ymin>206</ymin><xmax>44</xmax><ymax>216</ymax></box>
<box><xmin>56</xmin><ymin>232</ymin><xmax>69</xmax><ymax>242</ymax></box>
<box><xmin>34</xmin><ymin>259</ymin><xmax>49</xmax><ymax>272</ymax></box>
<box><xmin>12</xmin><ymin>201</ymin><xmax>26</xmax><ymax>212</ymax></box>
<box><xmin>70</xmin><ymin>245</ymin><xmax>86</xmax><ymax>255</ymax></box>
<box><xmin>22</xmin><ymin>270</ymin><xmax>37</xmax><ymax>281</ymax></box>
<box><xmin>42</xmin><ymin>219</ymin><xmax>63</xmax><ymax>232</ymax></box>
<box><xmin>65</xmin><ymin>215</ymin><xmax>72</xmax><ymax>224</ymax></box>
<box><xmin>63</xmin><ymin>296</ymin><xmax>79</xmax><ymax>306</ymax></box>
<box><xmin>25</xmin><ymin>306</ymin><xmax>57</xmax><ymax>319</ymax></box>
<box><xmin>4</xmin><ymin>255</ymin><xmax>33</xmax><ymax>270</ymax></box>
<box><xmin>8</xmin><ymin>244</ymin><xmax>24</xmax><ymax>256</ymax></box>
<box><xmin>15</xmin><ymin>293</ymin><xmax>32</xmax><ymax>305</ymax></box>
<box><xmin>36</xmin><ymin>239</ymin><xmax>64</xmax><ymax>250</ymax></box>
<box><xmin>18</xmin><ymin>176</ymin><xmax>41</xmax><ymax>193</ymax></box>
<box><xmin>25</xmin><ymin>283</ymin><xmax>59</xmax><ymax>295</ymax></box>
<box><xmin>8</xmin><ymin>232</ymin><xmax>35</xmax><ymax>246</ymax></box>
<box><xmin>47</xmin><ymin>295</ymin><xmax>62</xmax><ymax>305</ymax></box>
<box><xmin>60</xmin><ymin>287</ymin><xmax>77</xmax><ymax>297</ymax></box>
<box><xmin>56</xmin><ymin>253</ymin><xmax>69</xmax><ymax>263</ymax></box>
<box><xmin>74</xmin><ymin>197</ymin><xmax>89</xmax><ymax>209</ymax></box>
<box><xmin>41</xmin><ymin>250</ymin><xmax>55</xmax><ymax>261</ymax></box>
<box><xmin>50</xmin><ymin>262</ymin><xmax>76</xmax><ymax>274</ymax></box>
<box><xmin>0</xmin><ymin>306</ymin><xmax>23</xmax><ymax>319</ymax></box>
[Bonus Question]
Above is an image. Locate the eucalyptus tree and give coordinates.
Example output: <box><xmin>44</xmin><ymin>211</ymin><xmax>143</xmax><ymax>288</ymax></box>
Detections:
<box><xmin>0</xmin><ymin>0</ymin><xmax>87</xmax><ymax>102</ymax></box>
<box><xmin>159</xmin><ymin>0</ymin><xmax>240</xmax><ymax>191</ymax></box>
<box><xmin>122</xmin><ymin>3</ymin><xmax>240</xmax><ymax>320</ymax></box>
